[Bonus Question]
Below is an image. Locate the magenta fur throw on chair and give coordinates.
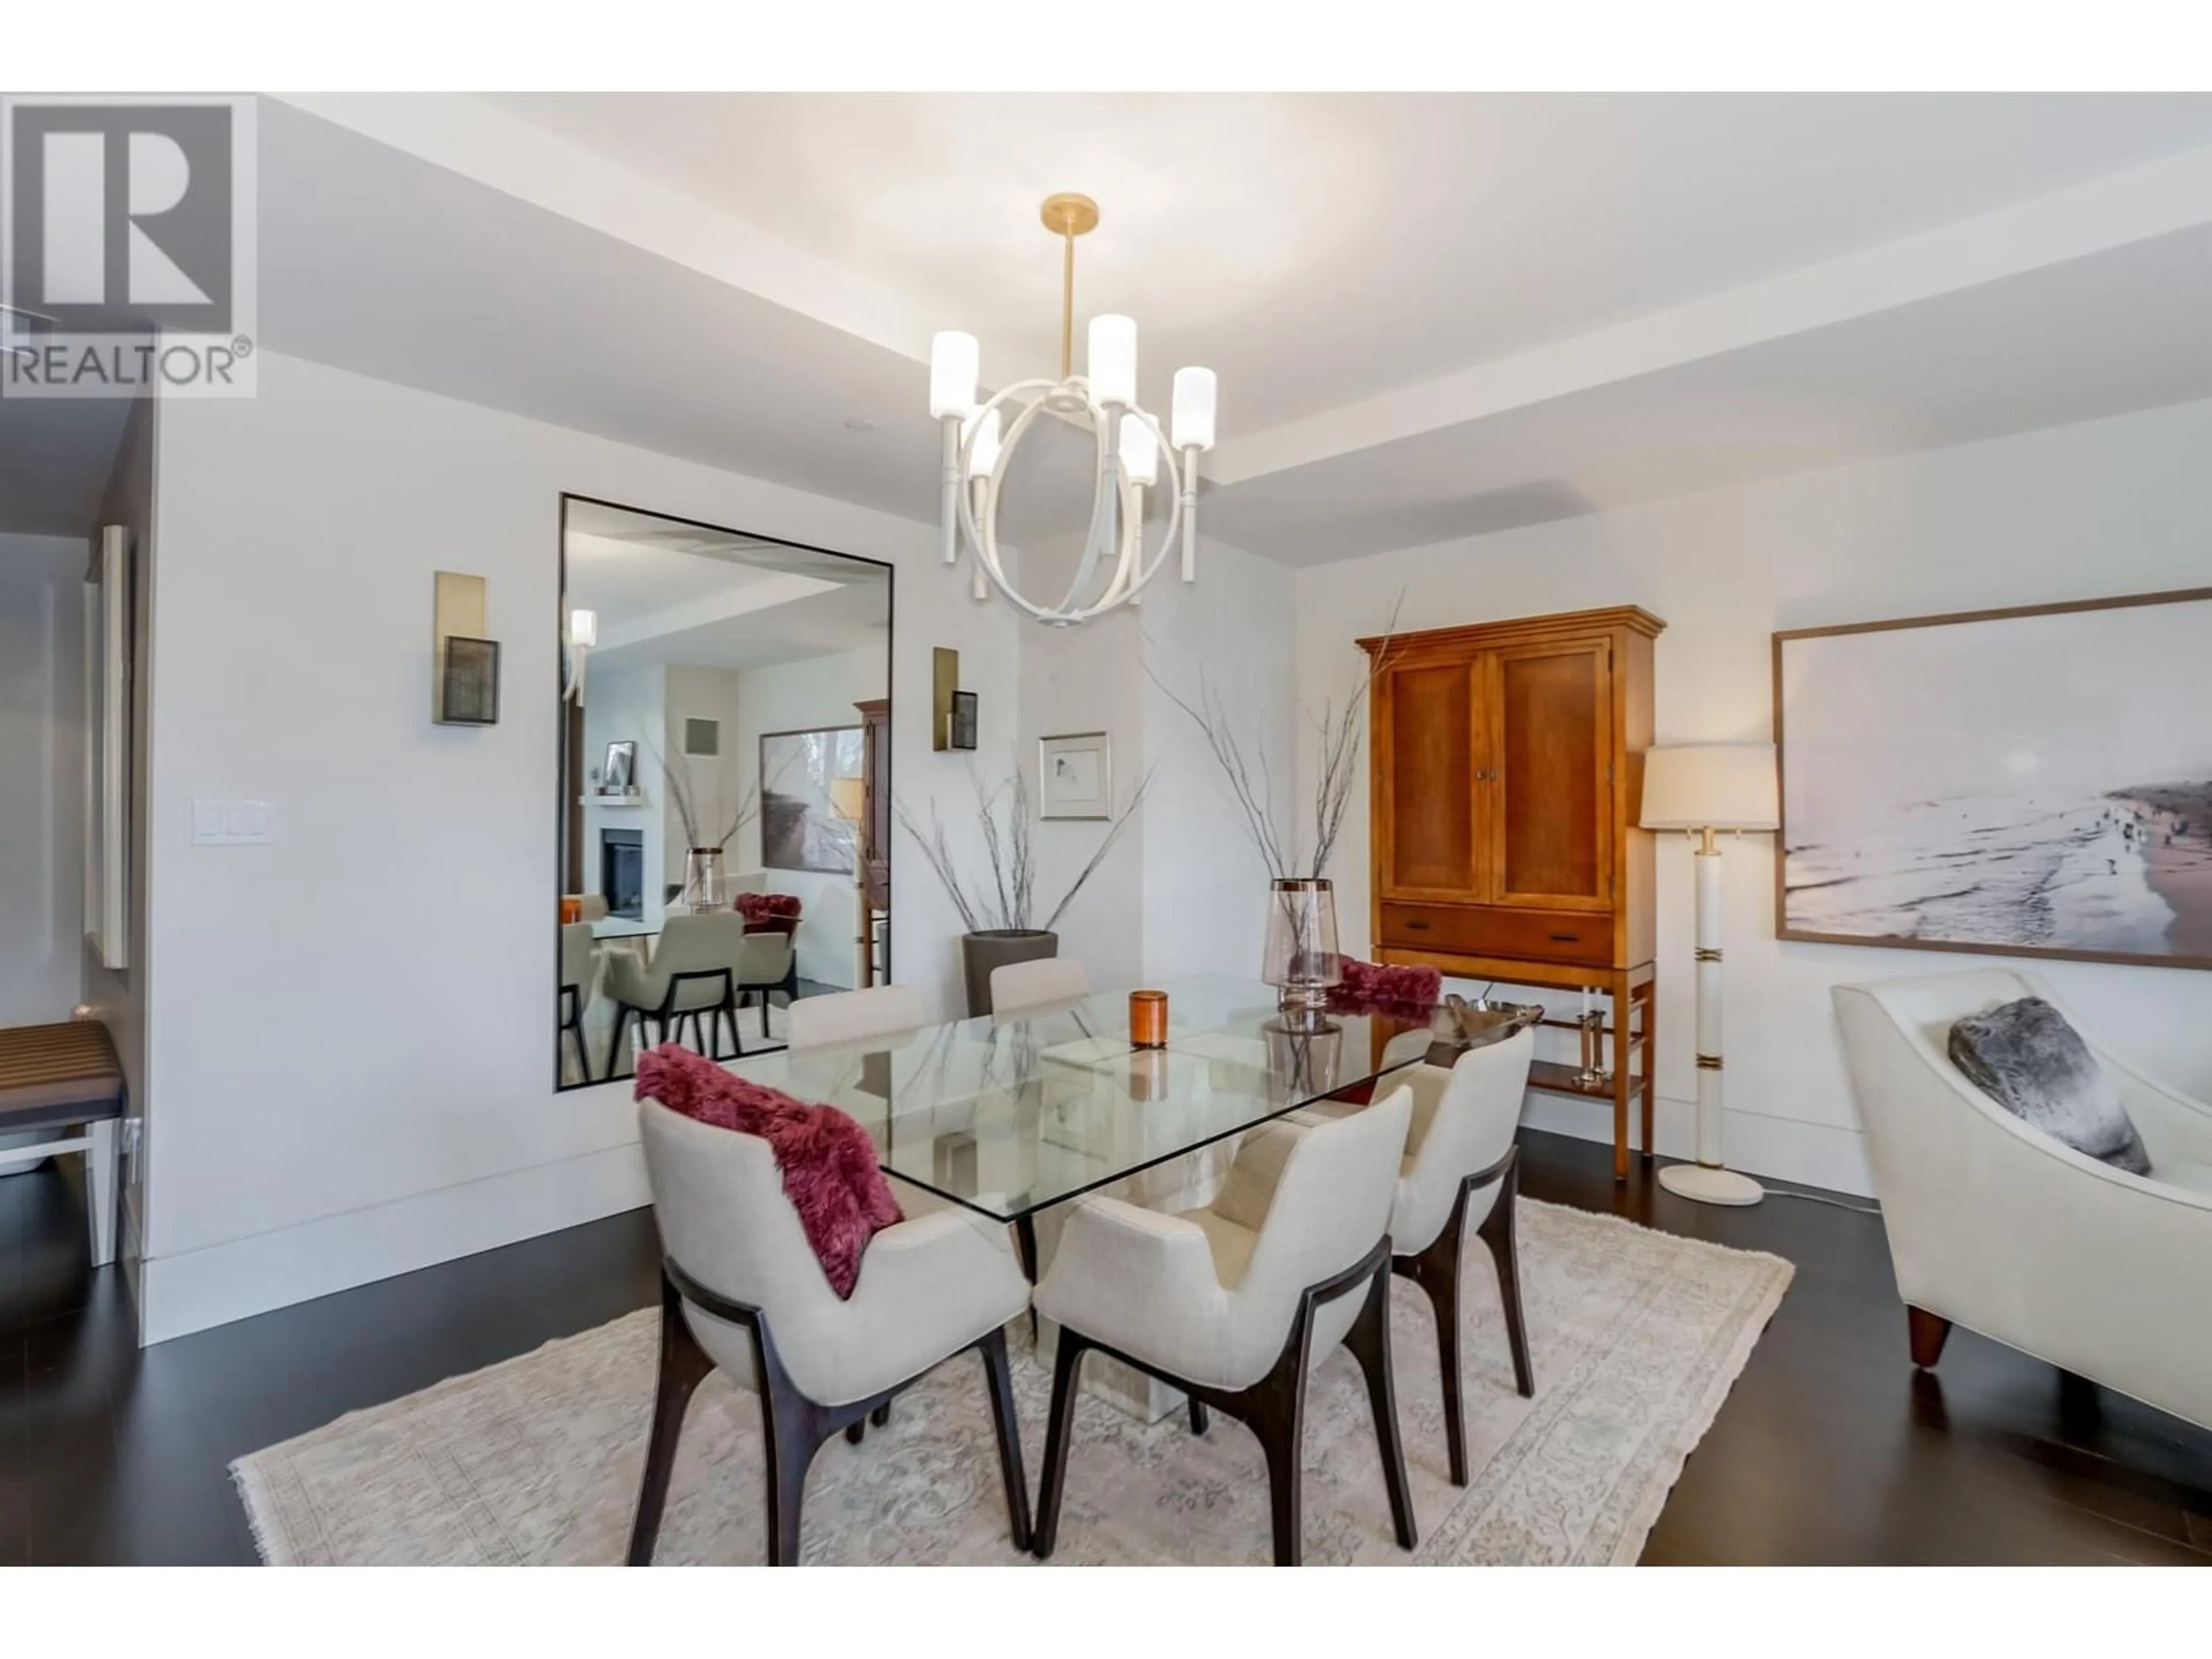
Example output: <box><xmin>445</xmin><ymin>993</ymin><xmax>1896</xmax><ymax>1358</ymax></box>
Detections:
<box><xmin>635</xmin><ymin>1044</ymin><xmax>901</xmax><ymax>1297</ymax></box>
<box><xmin>735</xmin><ymin>891</ymin><xmax>802</xmax><ymax>922</ymax></box>
<box><xmin>1332</xmin><ymin>957</ymin><xmax>1444</xmax><ymax>1010</ymax></box>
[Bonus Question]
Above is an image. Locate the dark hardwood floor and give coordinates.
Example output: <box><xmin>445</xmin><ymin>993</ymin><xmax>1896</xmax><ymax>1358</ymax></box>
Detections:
<box><xmin>4</xmin><ymin>1130</ymin><xmax>2210</xmax><ymax>1566</ymax></box>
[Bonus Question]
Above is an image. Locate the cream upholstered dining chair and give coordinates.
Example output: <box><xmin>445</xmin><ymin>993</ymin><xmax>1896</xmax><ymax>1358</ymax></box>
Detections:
<box><xmin>1834</xmin><ymin>968</ymin><xmax>2212</xmax><ymax>1433</ymax></box>
<box><xmin>988</xmin><ymin>957</ymin><xmax>1090</xmax><ymax>1014</ymax></box>
<box><xmin>605</xmin><ymin>912</ymin><xmax>751</xmax><ymax>1066</ymax></box>
<box><xmin>630</xmin><ymin>1098</ymin><xmax>1033</xmax><ymax>1565</ymax></box>
<box><xmin>785</xmin><ymin>983</ymin><xmax>926</xmax><ymax>1051</ymax></box>
<box><xmin>1032</xmin><ymin>1086</ymin><xmax>1419</xmax><ymax>1566</ymax></box>
<box><xmin>1295</xmin><ymin>1025</ymin><xmax>1537</xmax><ymax>1484</ymax></box>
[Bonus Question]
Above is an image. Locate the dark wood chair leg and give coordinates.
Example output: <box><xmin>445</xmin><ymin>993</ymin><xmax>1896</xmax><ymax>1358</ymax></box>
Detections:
<box><xmin>1399</xmin><ymin>1219</ymin><xmax>1468</xmax><ymax>1486</ymax></box>
<box><xmin>843</xmin><ymin>1419</ymin><xmax>866</xmax><ymax>1445</ymax></box>
<box><xmin>977</xmin><ymin>1325</ymin><xmax>1033</xmax><ymax>1552</ymax></box>
<box><xmin>870</xmin><ymin>1402</ymin><xmax>891</xmax><ymax>1427</ymax></box>
<box><xmin>1908</xmin><ymin>1306</ymin><xmax>1953</xmax><ymax>1369</ymax></box>
<box><xmin>1253</xmin><ymin>1389</ymin><xmax>1307</xmax><ymax>1567</ymax></box>
<box><xmin>1474</xmin><ymin>1152</ymin><xmax>1535</xmax><ymax>1400</ymax></box>
<box><xmin>760</xmin><ymin>987</ymin><xmax>774</xmax><ymax>1039</ymax></box>
<box><xmin>1346</xmin><ymin>1259</ymin><xmax>1418</xmax><ymax>1550</ymax></box>
<box><xmin>1188</xmin><ymin>1399</ymin><xmax>1209</xmax><ymax>1435</ymax></box>
<box><xmin>1032</xmin><ymin>1328</ymin><xmax>1088</xmax><ymax>1559</ymax></box>
<box><xmin>627</xmin><ymin>1276</ymin><xmax>714</xmax><ymax>1565</ymax></box>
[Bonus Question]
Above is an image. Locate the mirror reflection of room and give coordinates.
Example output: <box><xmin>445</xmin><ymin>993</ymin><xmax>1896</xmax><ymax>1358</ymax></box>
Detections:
<box><xmin>556</xmin><ymin>499</ymin><xmax>891</xmax><ymax>1089</ymax></box>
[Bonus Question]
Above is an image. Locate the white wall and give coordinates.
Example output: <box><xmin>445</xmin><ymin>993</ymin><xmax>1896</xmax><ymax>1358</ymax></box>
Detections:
<box><xmin>1294</xmin><ymin>397</ymin><xmax>2212</xmax><ymax>1196</ymax></box>
<box><xmin>0</xmin><ymin>533</ymin><xmax>88</xmax><ymax>1027</ymax></box>
<box><xmin>660</xmin><ymin>663</ymin><xmax>747</xmax><ymax>896</ymax></box>
<box><xmin>580</xmin><ymin>661</ymin><xmax>665</xmax><ymax>911</ymax></box>
<box><xmin>140</xmin><ymin>349</ymin><xmax>1019</xmax><ymax>1340</ymax></box>
<box><xmin>731</xmin><ymin>645</ymin><xmax>888</xmax><ymax>988</ymax></box>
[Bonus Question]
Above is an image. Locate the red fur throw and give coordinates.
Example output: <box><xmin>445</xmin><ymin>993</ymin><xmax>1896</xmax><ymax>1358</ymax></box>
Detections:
<box><xmin>735</xmin><ymin>891</ymin><xmax>802</xmax><ymax>922</ymax></box>
<box><xmin>635</xmin><ymin>1045</ymin><xmax>901</xmax><ymax>1298</ymax></box>
<box><xmin>1330</xmin><ymin>957</ymin><xmax>1443</xmax><ymax>1013</ymax></box>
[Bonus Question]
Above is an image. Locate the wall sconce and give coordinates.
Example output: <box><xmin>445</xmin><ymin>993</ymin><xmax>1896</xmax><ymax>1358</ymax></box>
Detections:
<box><xmin>564</xmin><ymin>606</ymin><xmax>597</xmax><ymax>704</ymax></box>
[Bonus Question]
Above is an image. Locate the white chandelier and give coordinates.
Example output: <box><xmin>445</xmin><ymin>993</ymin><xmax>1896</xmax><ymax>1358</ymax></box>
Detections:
<box><xmin>929</xmin><ymin>193</ymin><xmax>1217</xmax><ymax>627</ymax></box>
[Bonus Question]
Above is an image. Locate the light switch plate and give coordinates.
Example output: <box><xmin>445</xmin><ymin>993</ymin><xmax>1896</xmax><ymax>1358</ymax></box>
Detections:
<box><xmin>192</xmin><ymin>799</ymin><xmax>274</xmax><ymax>845</ymax></box>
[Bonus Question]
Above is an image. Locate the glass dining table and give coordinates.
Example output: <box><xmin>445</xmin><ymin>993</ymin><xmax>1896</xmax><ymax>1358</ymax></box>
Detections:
<box><xmin>719</xmin><ymin>975</ymin><xmax>1496</xmax><ymax>1278</ymax></box>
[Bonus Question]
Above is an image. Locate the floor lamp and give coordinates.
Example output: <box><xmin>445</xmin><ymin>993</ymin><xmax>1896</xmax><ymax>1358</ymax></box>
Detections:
<box><xmin>1638</xmin><ymin>742</ymin><xmax>1779</xmax><ymax>1207</ymax></box>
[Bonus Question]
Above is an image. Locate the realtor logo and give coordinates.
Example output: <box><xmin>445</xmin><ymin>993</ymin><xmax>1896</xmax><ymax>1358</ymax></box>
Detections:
<box><xmin>2</xmin><ymin>94</ymin><xmax>256</xmax><ymax>396</ymax></box>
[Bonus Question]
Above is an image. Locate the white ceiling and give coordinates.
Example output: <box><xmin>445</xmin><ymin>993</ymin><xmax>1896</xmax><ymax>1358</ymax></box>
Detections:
<box><xmin>481</xmin><ymin>92</ymin><xmax>2212</xmax><ymax>427</ymax></box>
<box><xmin>268</xmin><ymin>92</ymin><xmax>2212</xmax><ymax>565</ymax></box>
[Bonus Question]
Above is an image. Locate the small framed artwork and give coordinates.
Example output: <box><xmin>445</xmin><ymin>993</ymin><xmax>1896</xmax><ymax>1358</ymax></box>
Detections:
<box><xmin>1040</xmin><ymin>731</ymin><xmax>1111</xmax><ymax>820</ymax></box>
<box><xmin>603</xmin><ymin>739</ymin><xmax>637</xmax><ymax>793</ymax></box>
<box><xmin>438</xmin><ymin>636</ymin><xmax>500</xmax><ymax>726</ymax></box>
<box><xmin>949</xmin><ymin>690</ymin><xmax>979</xmax><ymax>751</ymax></box>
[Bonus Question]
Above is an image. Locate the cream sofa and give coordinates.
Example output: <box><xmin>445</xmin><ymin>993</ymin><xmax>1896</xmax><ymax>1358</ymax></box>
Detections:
<box><xmin>1832</xmin><ymin>968</ymin><xmax>2212</xmax><ymax>1433</ymax></box>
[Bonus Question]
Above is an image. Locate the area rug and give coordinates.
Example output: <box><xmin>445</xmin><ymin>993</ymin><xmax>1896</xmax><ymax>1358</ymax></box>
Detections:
<box><xmin>233</xmin><ymin>1199</ymin><xmax>1791</xmax><ymax>1566</ymax></box>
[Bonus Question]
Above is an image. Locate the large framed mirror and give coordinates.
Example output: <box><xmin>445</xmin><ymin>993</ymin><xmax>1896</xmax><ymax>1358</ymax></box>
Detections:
<box><xmin>555</xmin><ymin>497</ymin><xmax>892</xmax><ymax>1090</ymax></box>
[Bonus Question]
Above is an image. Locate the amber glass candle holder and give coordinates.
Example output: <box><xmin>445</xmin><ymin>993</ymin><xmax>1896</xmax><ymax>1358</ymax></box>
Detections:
<box><xmin>559</xmin><ymin>896</ymin><xmax>582</xmax><ymax>925</ymax></box>
<box><xmin>1130</xmin><ymin>988</ymin><xmax>1169</xmax><ymax>1048</ymax></box>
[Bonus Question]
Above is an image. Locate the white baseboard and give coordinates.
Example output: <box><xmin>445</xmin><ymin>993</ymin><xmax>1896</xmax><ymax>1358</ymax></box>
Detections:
<box><xmin>1518</xmin><ymin>1088</ymin><xmax>1875</xmax><ymax>1198</ymax></box>
<box><xmin>139</xmin><ymin>1143</ymin><xmax>651</xmax><ymax>1345</ymax></box>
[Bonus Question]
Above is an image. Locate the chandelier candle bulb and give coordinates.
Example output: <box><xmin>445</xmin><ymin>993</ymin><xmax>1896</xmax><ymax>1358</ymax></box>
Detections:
<box><xmin>1088</xmin><ymin>314</ymin><xmax>1138</xmax><ymax>407</ymax></box>
<box><xmin>929</xmin><ymin>331</ymin><xmax>979</xmax><ymax>418</ymax></box>
<box><xmin>1119</xmin><ymin>414</ymin><xmax>1158</xmax><ymax>486</ymax></box>
<box><xmin>1171</xmin><ymin>367</ymin><xmax>1217</xmax><ymax>452</ymax></box>
<box><xmin>966</xmin><ymin>407</ymin><xmax>1002</xmax><ymax>479</ymax></box>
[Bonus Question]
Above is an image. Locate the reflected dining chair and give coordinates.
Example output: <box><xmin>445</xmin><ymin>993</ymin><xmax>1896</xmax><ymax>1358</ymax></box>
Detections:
<box><xmin>558</xmin><ymin>921</ymin><xmax>600</xmax><ymax>1082</ymax></box>
<box><xmin>630</xmin><ymin>1098</ymin><xmax>1033</xmax><ymax>1565</ymax></box>
<box><xmin>1296</xmin><ymin>1024</ymin><xmax>1538</xmax><ymax>1483</ymax></box>
<box><xmin>736</xmin><ymin>921</ymin><xmax>800</xmax><ymax>1040</ymax></box>
<box><xmin>1032</xmin><ymin>1088</ymin><xmax>1419</xmax><ymax>1566</ymax></box>
<box><xmin>604</xmin><ymin>912</ymin><xmax>748</xmax><ymax>1070</ymax></box>
<box><xmin>988</xmin><ymin>957</ymin><xmax>1090</xmax><ymax>1015</ymax></box>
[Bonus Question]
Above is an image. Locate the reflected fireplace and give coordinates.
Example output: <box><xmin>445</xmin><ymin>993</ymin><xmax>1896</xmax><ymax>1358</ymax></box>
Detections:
<box><xmin>600</xmin><ymin>827</ymin><xmax>643</xmax><ymax>920</ymax></box>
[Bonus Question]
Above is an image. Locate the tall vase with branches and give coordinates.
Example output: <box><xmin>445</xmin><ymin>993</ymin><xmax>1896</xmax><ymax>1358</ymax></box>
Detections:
<box><xmin>652</xmin><ymin>740</ymin><xmax>760</xmax><ymax>912</ymax></box>
<box><xmin>1145</xmin><ymin>593</ymin><xmax>1402</xmax><ymax>1010</ymax></box>
<box><xmin>896</xmin><ymin>763</ymin><xmax>1154</xmax><ymax>1014</ymax></box>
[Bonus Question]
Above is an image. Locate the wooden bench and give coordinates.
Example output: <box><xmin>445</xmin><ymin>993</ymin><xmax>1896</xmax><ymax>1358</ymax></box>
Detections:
<box><xmin>0</xmin><ymin>1019</ymin><xmax>124</xmax><ymax>1266</ymax></box>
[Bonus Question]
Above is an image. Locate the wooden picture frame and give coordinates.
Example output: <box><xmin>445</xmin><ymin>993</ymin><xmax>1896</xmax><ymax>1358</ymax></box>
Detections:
<box><xmin>1774</xmin><ymin>586</ymin><xmax>2212</xmax><ymax>970</ymax></box>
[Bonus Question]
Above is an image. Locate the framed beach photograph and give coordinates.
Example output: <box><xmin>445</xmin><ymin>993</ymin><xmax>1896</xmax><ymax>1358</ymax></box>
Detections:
<box><xmin>1774</xmin><ymin>588</ymin><xmax>2212</xmax><ymax>968</ymax></box>
<box><xmin>1040</xmin><ymin>731</ymin><xmax>1111</xmax><ymax>820</ymax></box>
<box><xmin>761</xmin><ymin>725</ymin><xmax>863</xmax><ymax>874</ymax></box>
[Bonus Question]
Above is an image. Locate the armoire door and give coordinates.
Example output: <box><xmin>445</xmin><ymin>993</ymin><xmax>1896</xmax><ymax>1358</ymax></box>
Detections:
<box><xmin>1484</xmin><ymin>639</ymin><xmax>1612</xmax><ymax>911</ymax></box>
<box><xmin>1374</xmin><ymin>657</ymin><xmax>1481</xmax><ymax>900</ymax></box>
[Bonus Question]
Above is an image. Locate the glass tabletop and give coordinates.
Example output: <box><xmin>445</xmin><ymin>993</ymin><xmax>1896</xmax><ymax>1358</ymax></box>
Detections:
<box><xmin>718</xmin><ymin>975</ymin><xmax>1467</xmax><ymax>1224</ymax></box>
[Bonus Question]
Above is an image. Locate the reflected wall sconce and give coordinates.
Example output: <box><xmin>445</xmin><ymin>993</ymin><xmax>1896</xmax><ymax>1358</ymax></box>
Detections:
<box><xmin>564</xmin><ymin>606</ymin><xmax>597</xmax><ymax>705</ymax></box>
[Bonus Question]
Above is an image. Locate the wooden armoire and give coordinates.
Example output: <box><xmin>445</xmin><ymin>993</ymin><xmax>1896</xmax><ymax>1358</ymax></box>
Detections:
<box><xmin>1359</xmin><ymin>605</ymin><xmax>1664</xmax><ymax>1180</ymax></box>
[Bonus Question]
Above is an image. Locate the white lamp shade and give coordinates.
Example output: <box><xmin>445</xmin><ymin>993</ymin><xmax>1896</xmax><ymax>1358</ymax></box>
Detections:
<box><xmin>1088</xmin><ymin>313</ymin><xmax>1138</xmax><ymax>406</ymax></box>
<box><xmin>965</xmin><ymin>407</ymin><xmax>1002</xmax><ymax>478</ymax></box>
<box><xmin>1639</xmin><ymin>742</ymin><xmax>1779</xmax><ymax>832</ymax></box>
<box><xmin>1172</xmin><ymin>366</ymin><xmax>1217</xmax><ymax>452</ymax></box>
<box><xmin>567</xmin><ymin>608</ymin><xmax>597</xmax><ymax>649</ymax></box>
<box><xmin>1118</xmin><ymin>412</ymin><xmax>1158</xmax><ymax>485</ymax></box>
<box><xmin>929</xmin><ymin>331</ymin><xmax>979</xmax><ymax>419</ymax></box>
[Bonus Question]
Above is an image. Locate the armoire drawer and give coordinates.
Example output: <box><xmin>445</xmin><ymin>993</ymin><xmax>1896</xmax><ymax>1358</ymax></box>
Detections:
<box><xmin>1378</xmin><ymin>902</ymin><xmax>1609</xmax><ymax>965</ymax></box>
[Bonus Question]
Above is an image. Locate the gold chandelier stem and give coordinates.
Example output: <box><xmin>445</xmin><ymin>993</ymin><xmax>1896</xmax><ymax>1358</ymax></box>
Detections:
<box><xmin>1060</xmin><ymin>229</ymin><xmax>1075</xmax><ymax>381</ymax></box>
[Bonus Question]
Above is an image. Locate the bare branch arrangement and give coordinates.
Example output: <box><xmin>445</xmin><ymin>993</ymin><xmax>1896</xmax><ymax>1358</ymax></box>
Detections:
<box><xmin>896</xmin><ymin>762</ymin><xmax>1155</xmax><ymax>933</ymax></box>
<box><xmin>1143</xmin><ymin>589</ymin><xmax>1403</xmax><ymax>881</ymax></box>
<box><xmin>650</xmin><ymin>739</ymin><xmax>759</xmax><ymax>853</ymax></box>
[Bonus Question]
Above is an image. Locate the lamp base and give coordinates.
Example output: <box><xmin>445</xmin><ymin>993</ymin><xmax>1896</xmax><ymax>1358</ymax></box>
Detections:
<box><xmin>1657</xmin><ymin>1163</ymin><xmax>1764</xmax><ymax>1207</ymax></box>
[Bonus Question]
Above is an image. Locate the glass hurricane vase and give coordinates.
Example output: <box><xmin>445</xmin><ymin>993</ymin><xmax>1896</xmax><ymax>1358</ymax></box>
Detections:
<box><xmin>1261</xmin><ymin>877</ymin><xmax>1343</xmax><ymax>1013</ymax></box>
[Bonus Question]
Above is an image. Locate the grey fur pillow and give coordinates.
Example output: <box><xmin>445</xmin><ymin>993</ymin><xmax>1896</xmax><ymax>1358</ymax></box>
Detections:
<box><xmin>1948</xmin><ymin>997</ymin><xmax>2150</xmax><ymax>1176</ymax></box>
